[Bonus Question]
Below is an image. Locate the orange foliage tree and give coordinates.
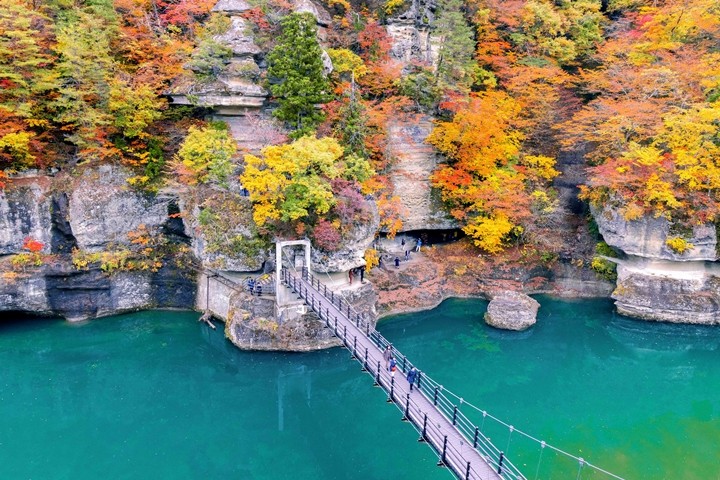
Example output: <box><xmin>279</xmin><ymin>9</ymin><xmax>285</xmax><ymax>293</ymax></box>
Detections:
<box><xmin>563</xmin><ymin>0</ymin><xmax>720</xmax><ymax>226</ymax></box>
<box><xmin>428</xmin><ymin>92</ymin><xmax>559</xmax><ymax>253</ymax></box>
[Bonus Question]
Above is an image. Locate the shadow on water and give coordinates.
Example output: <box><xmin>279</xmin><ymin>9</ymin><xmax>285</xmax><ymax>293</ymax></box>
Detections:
<box><xmin>607</xmin><ymin>312</ymin><xmax>720</xmax><ymax>353</ymax></box>
<box><xmin>0</xmin><ymin>311</ymin><xmax>60</xmax><ymax>330</ymax></box>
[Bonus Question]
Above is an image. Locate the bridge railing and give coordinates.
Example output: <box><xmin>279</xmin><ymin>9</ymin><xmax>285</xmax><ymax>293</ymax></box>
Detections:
<box><xmin>283</xmin><ymin>267</ymin><xmax>525</xmax><ymax>480</ymax></box>
<box><xmin>366</xmin><ymin>330</ymin><xmax>525</xmax><ymax>479</ymax></box>
<box><xmin>283</xmin><ymin>269</ymin><xmax>623</xmax><ymax>480</ymax></box>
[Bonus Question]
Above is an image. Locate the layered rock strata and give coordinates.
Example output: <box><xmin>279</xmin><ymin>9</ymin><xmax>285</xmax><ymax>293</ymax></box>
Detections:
<box><xmin>593</xmin><ymin>205</ymin><xmax>720</xmax><ymax>324</ymax></box>
<box><xmin>169</xmin><ymin>0</ymin><xmax>267</xmax><ymax>114</ymax></box>
<box><xmin>387</xmin><ymin>117</ymin><xmax>457</xmax><ymax>231</ymax></box>
<box><xmin>0</xmin><ymin>168</ymin><xmax>196</xmax><ymax>321</ymax></box>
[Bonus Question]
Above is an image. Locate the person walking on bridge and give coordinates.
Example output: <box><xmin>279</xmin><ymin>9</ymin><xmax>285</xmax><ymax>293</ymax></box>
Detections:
<box><xmin>407</xmin><ymin>367</ymin><xmax>418</xmax><ymax>392</ymax></box>
<box><xmin>383</xmin><ymin>345</ymin><xmax>393</xmax><ymax>371</ymax></box>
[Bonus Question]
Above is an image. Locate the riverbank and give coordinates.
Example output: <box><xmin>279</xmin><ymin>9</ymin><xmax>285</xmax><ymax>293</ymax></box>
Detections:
<box><xmin>369</xmin><ymin>238</ymin><xmax>613</xmax><ymax>319</ymax></box>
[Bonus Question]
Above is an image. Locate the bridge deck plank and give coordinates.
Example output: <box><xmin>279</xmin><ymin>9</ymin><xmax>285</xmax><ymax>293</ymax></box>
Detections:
<box><xmin>286</xmin><ymin>272</ymin><xmax>505</xmax><ymax>480</ymax></box>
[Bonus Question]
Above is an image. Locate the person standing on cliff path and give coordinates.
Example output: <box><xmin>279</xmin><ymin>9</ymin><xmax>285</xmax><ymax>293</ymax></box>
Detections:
<box><xmin>383</xmin><ymin>345</ymin><xmax>393</xmax><ymax>370</ymax></box>
<box><xmin>349</xmin><ymin>268</ymin><xmax>354</xmax><ymax>285</ymax></box>
<box><xmin>360</xmin><ymin>266</ymin><xmax>365</xmax><ymax>283</ymax></box>
<box><xmin>415</xmin><ymin>239</ymin><xmax>422</xmax><ymax>252</ymax></box>
<box><xmin>394</xmin><ymin>256</ymin><xmax>400</xmax><ymax>268</ymax></box>
<box><xmin>407</xmin><ymin>367</ymin><xmax>418</xmax><ymax>392</ymax></box>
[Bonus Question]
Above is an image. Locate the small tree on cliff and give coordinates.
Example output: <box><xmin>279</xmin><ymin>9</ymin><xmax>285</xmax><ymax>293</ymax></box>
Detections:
<box><xmin>266</xmin><ymin>13</ymin><xmax>330</xmax><ymax>139</ymax></box>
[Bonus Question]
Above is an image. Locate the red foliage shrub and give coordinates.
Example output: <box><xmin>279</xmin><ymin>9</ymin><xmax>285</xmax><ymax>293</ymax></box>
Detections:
<box><xmin>22</xmin><ymin>237</ymin><xmax>44</xmax><ymax>253</ymax></box>
<box><xmin>312</xmin><ymin>219</ymin><xmax>341</xmax><ymax>252</ymax></box>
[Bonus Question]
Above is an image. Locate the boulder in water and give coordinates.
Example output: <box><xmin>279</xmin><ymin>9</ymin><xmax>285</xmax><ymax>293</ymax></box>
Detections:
<box><xmin>484</xmin><ymin>291</ymin><xmax>539</xmax><ymax>331</ymax></box>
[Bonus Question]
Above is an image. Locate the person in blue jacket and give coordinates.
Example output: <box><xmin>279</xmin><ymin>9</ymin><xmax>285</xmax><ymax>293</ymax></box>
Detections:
<box><xmin>407</xmin><ymin>367</ymin><xmax>418</xmax><ymax>392</ymax></box>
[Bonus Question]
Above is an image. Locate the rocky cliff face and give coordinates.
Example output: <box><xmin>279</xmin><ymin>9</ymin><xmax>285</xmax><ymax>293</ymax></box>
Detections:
<box><xmin>593</xmin><ymin>205</ymin><xmax>720</xmax><ymax>324</ymax></box>
<box><xmin>0</xmin><ymin>175</ymin><xmax>53</xmax><ymax>255</ymax></box>
<box><xmin>180</xmin><ymin>187</ymin><xmax>270</xmax><ymax>271</ymax></box>
<box><xmin>386</xmin><ymin>0</ymin><xmax>437</xmax><ymax>66</ymax></box>
<box><xmin>612</xmin><ymin>260</ymin><xmax>720</xmax><ymax>324</ymax></box>
<box><xmin>169</xmin><ymin>0</ymin><xmax>267</xmax><ymax>114</ymax></box>
<box><xmin>387</xmin><ymin>117</ymin><xmax>457</xmax><ymax>231</ymax></box>
<box><xmin>0</xmin><ymin>168</ymin><xmax>196</xmax><ymax>321</ymax></box>
<box><xmin>383</xmin><ymin>1</ymin><xmax>457</xmax><ymax>232</ymax></box>
<box><xmin>593</xmin><ymin>205</ymin><xmax>717</xmax><ymax>261</ymax></box>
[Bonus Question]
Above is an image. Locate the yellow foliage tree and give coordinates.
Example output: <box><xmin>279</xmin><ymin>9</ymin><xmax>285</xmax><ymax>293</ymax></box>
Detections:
<box><xmin>173</xmin><ymin>124</ymin><xmax>236</xmax><ymax>186</ymax></box>
<box><xmin>241</xmin><ymin>136</ymin><xmax>373</xmax><ymax>229</ymax></box>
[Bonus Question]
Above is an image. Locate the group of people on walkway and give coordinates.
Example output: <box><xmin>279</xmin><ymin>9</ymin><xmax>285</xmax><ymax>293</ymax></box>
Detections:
<box><xmin>246</xmin><ymin>278</ymin><xmax>263</xmax><ymax>296</ymax></box>
<box><xmin>382</xmin><ymin>345</ymin><xmax>419</xmax><ymax>391</ymax></box>
<box><xmin>348</xmin><ymin>266</ymin><xmax>365</xmax><ymax>285</ymax></box>
<box><xmin>394</xmin><ymin>237</ymin><xmax>423</xmax><ymax>269</ymax></box>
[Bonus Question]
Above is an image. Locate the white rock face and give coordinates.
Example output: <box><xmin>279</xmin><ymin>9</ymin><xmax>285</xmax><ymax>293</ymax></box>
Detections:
<box><xmin>170</xmin><ymin>3</ymin><xmax>268</xmax><ymax>113</ymax></box>
<box><xmin>592</xmin><ymin>204</ymin><xmax>717</xmax><ymax>261</ymax></box>
<box><xmin>612</xmin><ymin>259</ymin><xmax>720</xmax><ymax>324</ymax></box>
<box><xmin>293</xmin><ymin>0</ymin><xmax>332</xmax><ymax>26</ymax></box>
<box><xmin>387</xmin><ymin>117</ymin><xmax>457</xmax><ymax>231</ymax></box>
<box><xmin>68</xmin><ymin>165</ymin><xmax>170</xmax><ymax>252</ymax></box>
<box><xmin>215</xmin><ymin>16</ymin><xmax>261</xmax><ymax>57</ymax></box>
<box><xmin>212</xmin><ymin>0</ymin><xmax>252</xmax><ymax>13</ymax></box>
<box><xmin>484</xmin><ymin>291</ymin><xmax>540</xmax><ymax>331</ymax></box>
<box><xmin>591</xmin><ymin>204</ymin><xmax>720</xmax><ymax>324</ymax></box>
<box><xmin>0</xmin><ymin>179</ymin><xmax>52</xmax><ymax>254</ymax></box>
<box><xmin>0</xmin><ymin>275</ymin><xmax>51</xmax><ymax>314</ymax></box>
<box><xmin>385</xmin><ymin>0</ymin><xmax>438</xmax><ymax>66</ymax></box>
<box><xmin>386</xmin><ymin>23</ymin><xmax>437</xmax><ymax>65</ymax></box>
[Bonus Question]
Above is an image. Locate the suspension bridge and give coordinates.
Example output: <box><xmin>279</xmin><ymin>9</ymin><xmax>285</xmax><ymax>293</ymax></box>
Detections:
<box><xmin>280</xmin><ymin>265</ymin><xmax>627</xmax><ymax>480</ymax></box>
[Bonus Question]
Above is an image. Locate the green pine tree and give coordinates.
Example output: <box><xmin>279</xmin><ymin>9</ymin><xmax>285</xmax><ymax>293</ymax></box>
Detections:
<box><xmin>433</xmin><ymin>0</ymin><xmax>477</xmax><ymax>90</ymax></box>
<box><xmin>266</xmin><ymin>12</ymin><xmax>330</xmax><ymax>139</ymax></box>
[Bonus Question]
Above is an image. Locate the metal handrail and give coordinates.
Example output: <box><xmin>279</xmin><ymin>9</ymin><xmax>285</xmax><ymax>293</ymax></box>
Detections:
<box><xmin>282</xmin><ymin>268</ymin><xmax>525</xmax><ymax>480</ymax></box>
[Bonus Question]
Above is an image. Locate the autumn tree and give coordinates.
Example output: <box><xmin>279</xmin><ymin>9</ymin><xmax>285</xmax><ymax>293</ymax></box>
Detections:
<box><xmin>428</xmin><ymin>91</ymin><xmax>559</xmax><ymax>253</ymax></box>
<box><xmin>240</xmin><ymin>135</ymin><xmax>374</xmax><ymax>247</ymax></box>
<box><xmin>266</xmin><ymin>13</ymin><xmax>330</xmax><ymax>138</ymax></box>
<box><xmin>0</xmin><ymin>0</ymin><xmax>59</xmax><ymax>169</ymax></box>
<box><xmin>173</xmin><ymin>122</ymin><xmax>236</xmax><ymax>186</ymax></box>
<box><xmin>566</xmin><ymin>0</ymin><xmax>720</xmax><ymax>228</ymax></box>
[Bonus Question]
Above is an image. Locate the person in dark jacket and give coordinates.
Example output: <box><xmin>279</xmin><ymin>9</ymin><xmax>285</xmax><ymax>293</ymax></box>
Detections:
<box><xmin>394</xmin><ymin>256</ymin><xmax>400</xmax><ymax>268</ymax></box>
<box><xmin>407</xmin><ymin>367</ymin><xmax>418</xmax><ymax>392</ymax></box>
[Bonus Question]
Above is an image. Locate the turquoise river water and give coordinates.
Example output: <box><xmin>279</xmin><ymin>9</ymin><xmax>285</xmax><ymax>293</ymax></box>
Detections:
<box><xmin>1</xmin><ymin>296</ymin><xmax>719</xmax><ymax>479</ymax></box>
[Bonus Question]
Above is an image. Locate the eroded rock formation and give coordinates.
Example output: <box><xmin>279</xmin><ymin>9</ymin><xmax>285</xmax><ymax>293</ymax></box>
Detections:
<box><xmin>593</xmin><ymin>204</ymin><xmax>720</xmax><ymax>324</ymax></box>
<box><xmin>0</xmin><ymin>168</ymin><xmax>195</xmax><ymax>321</ymax></box>
<box><xmin>387</xmin><ymin>118</ymin><xmax>457</xmax><ymax>231</ymax></box>
<box><xmin>484</xmin><ymin>291</ymin><xmax>539</xmax><ymax>331</ymax></box>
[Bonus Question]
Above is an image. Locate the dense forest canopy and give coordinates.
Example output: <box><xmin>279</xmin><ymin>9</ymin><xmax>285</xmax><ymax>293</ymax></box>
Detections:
<box><xmin>1</xmin><ymin>0</ymin><xmax>719</xmax><ymax>253</ymax></box>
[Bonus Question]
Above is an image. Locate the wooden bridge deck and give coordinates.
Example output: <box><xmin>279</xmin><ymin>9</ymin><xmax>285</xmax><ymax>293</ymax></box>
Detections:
<box><xmin>283</xmin><ymin>269</ymin><xmax>518</xmax><ymax>480</ymax></box>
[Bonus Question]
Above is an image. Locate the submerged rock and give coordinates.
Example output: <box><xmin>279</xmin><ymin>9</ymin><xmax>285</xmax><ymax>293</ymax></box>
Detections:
<box><xmin>484</xmin><ymin>291</ymin><xmax>539</xmax><ymax>331</ymax></box>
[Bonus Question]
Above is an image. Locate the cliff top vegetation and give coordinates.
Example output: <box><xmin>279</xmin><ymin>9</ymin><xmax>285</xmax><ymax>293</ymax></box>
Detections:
<box><xmin>1</xmin><ymin>0</ymin><xmax>719</xmax><ymax>254</ymax></box>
